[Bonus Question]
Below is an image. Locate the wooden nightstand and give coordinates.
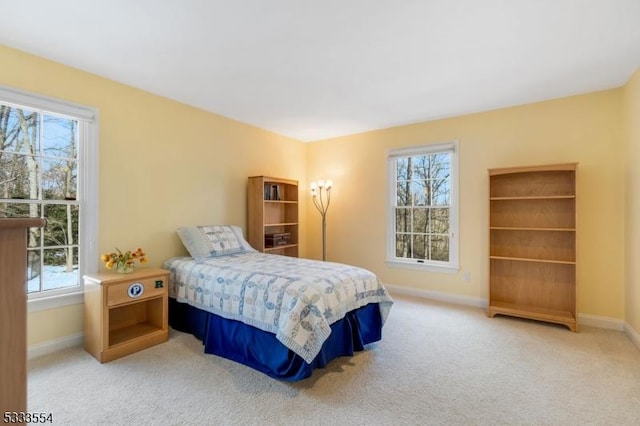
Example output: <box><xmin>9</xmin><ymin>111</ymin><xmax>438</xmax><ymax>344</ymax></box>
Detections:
<box><xmin>83</xmin><ymin>268</ymin><xmax>169</xmax><ymax>362</ymax></box>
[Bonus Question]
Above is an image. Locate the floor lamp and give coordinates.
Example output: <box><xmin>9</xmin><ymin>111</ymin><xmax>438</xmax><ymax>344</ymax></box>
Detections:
<box><xmin>310</xmin><ymin>180</ymin><xmax>332</xmax><ymax>261</ymax></box>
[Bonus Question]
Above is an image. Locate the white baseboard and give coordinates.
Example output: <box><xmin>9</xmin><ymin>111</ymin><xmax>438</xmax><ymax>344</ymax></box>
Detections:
<box><xmin>384</xmin><ymin>283</ymin><xmax>488</xmax><ymax>309</ymax></box>
<box><xmin>578</xmin><ymin>313</ymin><xmax>624</xmax><ymax>331</ymax></box>
<box><xmin>624</xmin><ymin>322</ymin><xmax>640</xmax><ymax>350</ymax></box>
<box><xmin>385</xmin><ymin>284</ymin><xmax>627</xmax><ymax>333</ymax></box>
<box><xmin>28</xmin><ymin>332</ymin><xmax>83</xmax><ymax>360</ymax></box>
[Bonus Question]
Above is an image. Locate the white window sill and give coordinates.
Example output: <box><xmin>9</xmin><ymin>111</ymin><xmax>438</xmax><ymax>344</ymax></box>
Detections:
<box><xmin>386</xmin><ymin>259</ymin><xmax>459</xmax><ymax>274</ymax></box>
<box><xmin>28</xmin><ymin>291</ymin><xmax>84</xmax><ymax>313</ymax></box>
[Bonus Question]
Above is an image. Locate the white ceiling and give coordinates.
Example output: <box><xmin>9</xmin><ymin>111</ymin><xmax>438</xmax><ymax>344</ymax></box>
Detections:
<box><xmin>1</xmin><ymin>0</ymin><xmax>639</xmax><ymax>142</ymax></box>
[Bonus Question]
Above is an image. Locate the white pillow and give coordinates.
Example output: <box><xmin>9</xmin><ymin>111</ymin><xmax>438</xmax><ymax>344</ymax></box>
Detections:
<box><xmin>176</xmin><ymin>225</ymin><xmax>255</xmax><ymax>258</ymax></box>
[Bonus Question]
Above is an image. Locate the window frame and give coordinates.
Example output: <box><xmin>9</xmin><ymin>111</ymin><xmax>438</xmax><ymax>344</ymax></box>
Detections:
<box><xmin>0</xmin><ymin>85</ymin><xmax>99</xmax><ymax>310</ymax></box>
<box><xmin>386</xmin><ymin>141</ymin><xmax>459</xmax><ymax>273</ymax></box>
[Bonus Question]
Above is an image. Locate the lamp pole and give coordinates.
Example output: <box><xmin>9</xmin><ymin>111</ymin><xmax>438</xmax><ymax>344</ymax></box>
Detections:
<box><xmin>310</xmin><ymin>180</ymin><xmax>332</xmax><ymax>261</ymax></box>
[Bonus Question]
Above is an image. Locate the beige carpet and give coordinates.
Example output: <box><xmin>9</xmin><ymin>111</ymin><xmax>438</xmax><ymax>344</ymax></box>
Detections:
<box><xmin>28</xmin><ymin>295</ymin><xmax>640</xmax><ymax>425</ymax></box>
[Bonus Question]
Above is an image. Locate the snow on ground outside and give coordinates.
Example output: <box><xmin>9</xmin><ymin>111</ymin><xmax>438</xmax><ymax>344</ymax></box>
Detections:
<box><xmin>28</xmin><ymin>265</ymin><xmax>78</xmax><ymax>293</ymax></box>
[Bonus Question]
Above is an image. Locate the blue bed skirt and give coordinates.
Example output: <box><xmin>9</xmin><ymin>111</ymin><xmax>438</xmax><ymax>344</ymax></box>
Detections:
<box><xmin>169</xmin><ymin>298</ymin><xmax>383</xmax><ymax>381</ymax></box>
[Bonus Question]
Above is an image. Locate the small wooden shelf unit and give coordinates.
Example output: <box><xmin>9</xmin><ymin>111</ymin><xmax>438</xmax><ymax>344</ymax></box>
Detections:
<box><xmin>83</xmin><ymin>268</ymin><xmax>169</xmax><ymax>362</ymax></box>
<box><xmin>487</xmin><ymin>163</ymin><xmax>578</xmax><ymax>331</ymax></box>
<box><xmin>248</xmin><ymin>176</ymin><xmax>299</xmax><ymax>257</ymax></box>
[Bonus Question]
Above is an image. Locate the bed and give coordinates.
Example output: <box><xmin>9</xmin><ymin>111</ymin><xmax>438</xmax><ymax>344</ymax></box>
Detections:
<box><xmin>164</xmin><ymin>225</ymin><xmax>393</xmax><ymax>381</ymax></box>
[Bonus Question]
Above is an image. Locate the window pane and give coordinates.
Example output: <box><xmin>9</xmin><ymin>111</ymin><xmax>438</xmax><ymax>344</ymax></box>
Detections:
<box><xmin>430</xmin><ymin>153</ymin><xmax>450</xmax><ymax>179</ymax></box>
<box><xmin>412</xmin><ymin>234</ymin><xmax>427</xmax><ymax>259</ymax></box>
<box><xmin>42</xmin><ymin>247</ymin><xmax>78</xmax><ymax>290</ymax></box>
<box><xmin>396</xmin><ymin>182</ymin><xmax>411</xmax><ymax>206</ymax></box>
<box><xmin>396</xmin><ymin>157</ymin><xmax>410</xmax><ymax>180</ymax></box>
<box><xmin>431</xmin><ymin>235</ymin><xmax>450</xmax><ymax>262</ymax></box>
<box><xmin>27</xmin><ymin>250</ymin><xmax>42</xmax><ymax>293</ymax></box>
<box><xmin>42</xmin><ymin>157</ymin><xmax>77</xmax><ymax>200</ymax></box>
<box><xmin>0</xmin><ymin>153</ymin><xmax>40</xmax><ymax>200</ymax></box>
<box><xmin>411</xmin><ymin>180</ymin><xmax>429</xmax><ymax>206</ymax></box>
<box><xmin>395</xmin><ymin>233</ymin><xmax>411</xmax><ymax>258</ymax></box>
<box><xmin>411</xmin><ymin>156</ymin><xmax>430</xmax><ymax>179</ymax></box>
<box><xmin>43</xmin><ymin>116</ymin><xmax>77</xmax><ymax>159</ymax></box>
<box><xmin>413</xmin><ymin>207</ymin><xmax>428</xmax><ymax>233</ymax></box>
<box><xmin>0</xmin><ymin>201</ymin><xmax>39</xmax><ymax>218</ymax></box>
<box><xmin>395</xmin><ymin>208</ymin><xmax>410</xmax><ymax>232</ymax></box>
<box><xmin>27</xmin><ymin>226</ymin><xmax>42</xmax><ymax>248</ymax></box>
<box><xmin>43</xmin><ymin>204</ymin><xmax>79</xmax><ymax>247</ymax></box>
<box><xmin>431</xmin><ymin>178</ymin><xmax>450</xmax><ymax>205</ymax></box>
<box><xmin>0</xmin><ymin>106</ymin><xmax>40</xmax><ymax>154</ymax></box>
<box><xmin>431</xmin><ymin>208</ymin><xmax>450</xmax><ymax>234</ymax></box>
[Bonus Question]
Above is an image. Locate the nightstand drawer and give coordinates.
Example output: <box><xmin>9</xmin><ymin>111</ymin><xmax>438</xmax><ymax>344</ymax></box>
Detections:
<box><xmin>107</xmin><ymin>276</ymin><xmax>166</xmax><ymax>307</ymax></box>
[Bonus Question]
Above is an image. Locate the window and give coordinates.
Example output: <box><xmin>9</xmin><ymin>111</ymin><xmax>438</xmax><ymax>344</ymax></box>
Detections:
<box><xmin>0</xmin><ymin>86</ymin><xmax>98</xmax><ymax>306</ymax></box>
<box><xmin>387</xmin><ymin>141</ymin><xmax>458</xmax><ymax>272</ymax></box>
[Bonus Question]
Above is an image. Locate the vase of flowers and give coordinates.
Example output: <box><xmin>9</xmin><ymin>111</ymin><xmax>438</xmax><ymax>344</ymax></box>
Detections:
<box><xmin>101</xmin><ymin>247</ymin><xmax>147</xmax><ymax>273</ymax></box>
<box><xmin>115</xmin><ymin>261</ymin><xmax>135</xmax><ymax>274</ymax></box>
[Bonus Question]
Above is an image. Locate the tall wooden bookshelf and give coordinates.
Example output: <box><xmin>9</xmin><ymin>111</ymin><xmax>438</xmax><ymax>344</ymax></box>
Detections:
<box><xmin>488</xmin><ymin>163</ymin><xmax>577</xmax><ymax>331</ymax></box>
<box><xmin>248</xmin><ymin>176</ymin><xmax>299</xmax><ymax>257</ymax></box>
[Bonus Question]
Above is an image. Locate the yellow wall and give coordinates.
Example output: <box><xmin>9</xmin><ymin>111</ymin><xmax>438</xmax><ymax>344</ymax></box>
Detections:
<box><xmin>0</xmin><ymin>44</ymin><xmax>307</xmax><ymax>346</ymax></box>
<box><xmin>2</xmin><ymin>41</ymin><xmax>636</xmax><ymax>346</ymax></box>
<box><xmin>624</xmin><ymin>68</ymin><xmax>640</xmax><ymax>331</ymax></box>
<box><xmin>307</xmin><ymin>90</ymin><xmax>626</xmax><ymax>319</ymax></box>
<box><xmin>28</xmin><ymin>304</ymin><xmax>83</xmax><ymax>345</ymax></box>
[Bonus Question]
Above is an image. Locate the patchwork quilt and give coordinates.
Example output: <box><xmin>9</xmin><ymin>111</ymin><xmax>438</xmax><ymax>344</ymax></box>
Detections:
<box><xmin>164</xmin><ymin>253</ymin><xmax>393</xmax><ymax>363</ymax></box>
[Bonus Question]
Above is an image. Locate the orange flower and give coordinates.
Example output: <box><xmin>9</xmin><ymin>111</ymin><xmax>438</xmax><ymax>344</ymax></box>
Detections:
<box><xmin>100</xmin><ymin>247</ymin><xmax>148</xmax><ymax>272</ymax></box>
